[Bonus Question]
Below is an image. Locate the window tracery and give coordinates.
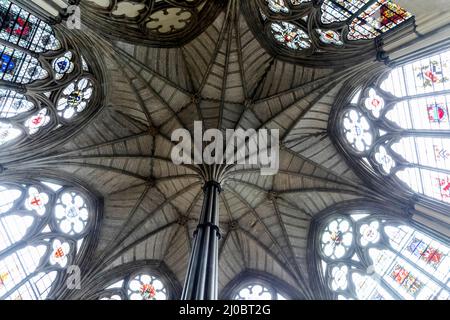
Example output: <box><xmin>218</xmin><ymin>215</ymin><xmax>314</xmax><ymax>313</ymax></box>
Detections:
<box><xmin>82</xmin><ymin>0</ymin><xmax>225</xmax><ymax>46</ymax></box>
<box><xmin>0</xmin><ymin>0</ymin><xmax>99</xmax><ymax>151</ymax></box>
<box><xmin>232</xmin><ymin>281</ymin><xmax>289</xmax><ymax>300</ymax></box>
<box><xmin>0</xmin><ymin>178</ymin><xmax>95</xmax><ymax>300</ymax></box>
<box><xmin>336</xmin><ymin>49</ymin><xmax>450</xmax><ymax>205</ymax></box>
<box><xmin>99</xmin><ymin>272</ymin><xmax>169</xmax><ymax>301</ymax></box>
<box><xmin>243</xmin><ymin>0</ymin><xmax>412</xmax><ymax>66</ymax></box>
<box><xmin>315</xmin><ymin>209</ymin><xmax>449</xmax><ymax>300</ymax></box>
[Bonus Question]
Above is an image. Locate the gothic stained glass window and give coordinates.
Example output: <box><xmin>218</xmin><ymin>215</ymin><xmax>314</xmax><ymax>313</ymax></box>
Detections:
<box><xmin>0</xmin><ymin>179</ymin><xmax>94</xmax><ymax>300</ymax></box>
<box><xmin>317</xmin><ymin>212</ymin><xmax>449</xmax><ymax>300</ymax></box>
<box><xmin>0</xmin><ymin>44</ymin><xmax>48</xmax><ymax>83</ymax></box>
<box><xmin>338</xmin><ymin>49</ymin><xmax>450</xmax><ymax>205</ymax></box>
<box><xmin>233</xmin><ymin>281</ymin><xmax>289</xmax><ymax>300</ymax></box>
<box><xmin>0</xmin><ymin>0</ymin><xmax>60</xmax><ymax>52</ymax></box>
<box><xmin>346</xmin><ymin>0</ymin><xmax>411</xmax><ymax>40</ymax></box>
<box><xmin>98</xmin><ymin>273</ymin><xmax>168</xmax><ymax>301</ymax></box>
<box><xmin>252</xmin><ymin>0</ymin><xmax>411</xmax><ymax>59</ymax></box>
<box><xmin>0</xmin><ymin>0</ymin><xmax>97</xmax><ymax>150</ymax></box>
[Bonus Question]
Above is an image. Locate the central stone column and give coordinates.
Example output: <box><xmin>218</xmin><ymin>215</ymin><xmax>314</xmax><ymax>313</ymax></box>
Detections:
<box><xmin>181</xmin><ymin>180</ymin><xmax>221</xmax><ymax>300</ymax></box>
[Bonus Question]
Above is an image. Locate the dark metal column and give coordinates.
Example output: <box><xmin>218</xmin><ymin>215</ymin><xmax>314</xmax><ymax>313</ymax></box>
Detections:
<box><xmin>181</xmin><ymin>180</ymin><xmax>221</xmax><ymax>300</ymax></box>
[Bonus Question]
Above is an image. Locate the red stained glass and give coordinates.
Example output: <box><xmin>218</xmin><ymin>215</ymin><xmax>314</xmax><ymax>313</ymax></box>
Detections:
<box><xmin>391</xmin><ymin>264</ymin><xmax>408</xmax><ymax>284</ymax></box>
<box><xmin>427</xmin><ymin>103</ymin><xmax>448</xmax><ymax>123</ymax></box>
<box><xmin>54</xmin><ymin>247</ymin><xmax>64</xmax><ymax>259</ymax></box>
<box><xmin>416</xmin><ymin>61</ymin><xmax>449</xmax><ymax>88</ymax></box>
<box><xmin>423</xmin><ymin>248</ymin><xmax>442</xmax><ymax>265</ymax></box>
<box><xmin>407</xmin><ymin>237</ymin><xmax>443</xmax><ymax>268</ymax></box>
<box><xmin>5</xmin><ymin>16</ymin><xmax>32</xmax><ymax>39</ymax></box>
<box><xmin>370</xmin><ymin>97</ymin><xmax>381</xmax><ymax>108</ymax></box>
<box><xmin>437</xmin><ymin>176</ymin><xmax>450</xmax><ymax>201</ymax></box>
<box><xmin>379</xmin><ymin>2</ymin><xmax>408</xmax><ymax>27</ymax></box>
<box><xmin>390</xmin><ymin>264</ymin><xmax>423</xmax><ymax>296</ymax></box>
<box><xmin>140</xmin><ymin>284</ymin><xmax>156</xmax><ymax>300</ymax></box>
<box><xmin>31</xmin><ymin>115</ymin><xmax>43</xmax><ymax>125</ymax></box>
<box><xmin>331</xmin><ymin>230</ymin><xmax>343</xmax><ymax>245</ymax></box>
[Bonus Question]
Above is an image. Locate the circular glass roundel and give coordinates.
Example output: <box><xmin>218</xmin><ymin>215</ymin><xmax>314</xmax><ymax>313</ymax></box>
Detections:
<box><xmin>127</xmin><ymin>273</ymin><xmax>167</xmax><ymax>300</ymax></box>
<box><xmin>321</xmin><ymin>217</ymin><xmax>353</xmax><ymax>259</ymax></box>
<box><xmin>343</xmin><ymin>109</ymin><xmax>373</xmax><ymax>152</ymax></box>
<box><xmin>57</xmin><ymin>78</ymin><xmax>94</xmax><ymax>120</ymax></box>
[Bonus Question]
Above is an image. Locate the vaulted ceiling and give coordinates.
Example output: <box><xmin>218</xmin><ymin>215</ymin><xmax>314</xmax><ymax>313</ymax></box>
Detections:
<box><xmin>10</xmin><ymin>0</ymin><xmax>407</xmax><ymax>299</ymax></box>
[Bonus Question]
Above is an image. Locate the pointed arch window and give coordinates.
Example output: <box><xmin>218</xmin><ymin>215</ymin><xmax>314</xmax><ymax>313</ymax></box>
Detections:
<box><xmin>315</xmin><ymin>209</ymin><xmax>449</xmax><ymax>300</ymax></box>
<box><xmin>0</xmin><ymin>178</ymin><xmax>96</xmax><ymax>300</ymax></box>
<box><xmin>0</xmin><ymin>0</ymin><xmax>98</xmax><ymax>151</ymax></box>
<box><xmin>336</xmin><ymin>49</ymin><xmax>450</xmax><ymax>205</ymax></box>
<box><xmin>244</xmin><ymin>0</ymin><xmax>412</xmax><ymax>66</ymax></box>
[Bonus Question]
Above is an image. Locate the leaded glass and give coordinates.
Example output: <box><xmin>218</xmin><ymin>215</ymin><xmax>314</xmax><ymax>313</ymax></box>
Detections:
<box><xmin>98</xmin><ymin>273</ymin><xmax>168</xmax><ymax>300</ymax></box>
<box><xmin>128</xmin><ymin>274</ymin><xmax>167</xmax><ymax>300</ymax></box>
<box><xmin>57</xmin><ymin>78</ymin><xmax>94</xmax><ymax>120</ymax></box>
<box><xmin>0</xmin><ymin>44</ymin><xmax>47</xmax><ymax>83</ymax></box>
<box><xmin>24</xmin><ymin>108</ymin><xmax>50</xmax><ymax>135</ymax></box>
<box><xmin>318</xmin><ymin>212</ymin><xmax>450</xmax><ymax>300</ymax></box>
<box><xmin>339</xmin><ymin>48</ymin><xmax>450</xmax><ymax>205</ymax></box>
<box><xmin>0</xmin><ymin>1</ymin><xmax>98</xmax><ymax>152</ymax></box>
<box><xmin>247</xmin><ymin>0</ymin><xmax>412</xmax><ymax>66</ymax></box>
<box><xmin>347</xmin><ymin>0</ymin><xmax>411</xmax><ymax>40</ymax></box>
<box><xmin>316</xmin><ymin>29</ymin><xmax>344</xmax><ymax>46</ymax></box>
<box><xmin>270</xmin><ymin>22</ymin><xmax>311</xmax><ymax>50</ymax></box>
<box><xmin>0</xmin><ymin>0</ymin><xmax>60</xmax><ymax>52</ymax></box>
<box><xmin>0</xmin><ymin>180</ymin><xmax>93</xmax><ymax>300</ymax></box>
<box><xmin>0</xmin><ymin>89</ymin><xmax>34</xmax><ymax>118</ymax></box>
<box><xmin>321</xmin><ymin>217</ymin><xmax>353</xmax><ymax>259</ymax></box>
<box><xmin>321</xmin><ymin>0</ymin><xmax>371</xmax><ymax>24</ymax></box>
<box><xmin>53</xmin><ymin>52</ymin><xmax>74</xmax><ymax>80</ymax></box>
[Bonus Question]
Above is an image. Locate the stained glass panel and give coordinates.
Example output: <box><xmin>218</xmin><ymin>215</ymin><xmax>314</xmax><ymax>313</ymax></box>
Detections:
<box><xmin>321</xmin><ymin>218</ymin><xmax>353</xmax><ymax>259</ymax></box>
<box><xmin>266</xmin><ymin>0</ymin><xmax>311</xmax><ymax>14</ymax></box>
<box><xmin>321</xmin><ymin>0</ymin><xmax>371</xmax><ymax>24</ymax></box>
<box><xmin>391</xmin><ymin>137</ymin><xmax>450</xmax><ymax>173</ymax></box>
<box><xmin>0</xmin><ymin>181</ymin><xmax>92</xmax><ymax>300</ymax></box>
<box><xmin>352</xmin><ymin>273</ymin><xmax>393</xmax><ymax>299</ymax></box>
<box><xmin>127</xmin><ymin>274</ymin><xmax>167</xmax><ymax>300</ymax></box>
<box><xmin>0</xmin><ymin>245</ymin><xmax>47</xmax><ymax>299</ymax></box>
<box><xmin>0</xmin><ymin>89</ymin><xmax>34</xmax><ymax>118</ymax></box>
<box><xmin>270</xmin><ymin>22</ymin><xmax>311</xmax><ymax>50</ymax></box>
<box><xmin>0</xmin><ymin>44</ymin><xmax>47</xmax><ymax>83</ymax></box>
<box><xmin>57</xmin><ymin>78</ymin><xmax>94</xmax><ymax>120</ymax></box>
<box><xmin>0</xmin><ymin>0</ymin><xmax>60</xmax><ymax>53</ymax></box>
<box><xmin>386</xmin><ymin>96</ymin><xmax>450</xmax><ymax>130</ymax></box>
<box><xmin>342</xmin><ymin>47</ymin><xmax>450</xmax><ymax>205</ymax></box>
<box><xmin>53</xmin><ymin>52</ymin><xmax>74</xmax><ymax>80</ymax></box>
<box><xmin>347</xmin><ymin>0</ymin><xmax>411</xmax><ymax>40</ymax></box>
<box><xmin>316</xmin><ymin>29</ymin><xmax>344</xmax><ymax>46</ymax></box>
<box><xmin>381</xmin><ymin>51</ymin><xmax>450</xmax><ymax>97</ymax></box>
<box><xmin>320</xmin><ymin>214</ymin><xmax>449</xmax><ymax>300</ymax></box>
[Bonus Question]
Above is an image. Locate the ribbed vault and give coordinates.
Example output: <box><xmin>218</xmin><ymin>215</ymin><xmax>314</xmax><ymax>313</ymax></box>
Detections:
<box><xmin>2</xmin><ymin>0</ymin><xmax>395</xmax><ymax>299</ymax></box>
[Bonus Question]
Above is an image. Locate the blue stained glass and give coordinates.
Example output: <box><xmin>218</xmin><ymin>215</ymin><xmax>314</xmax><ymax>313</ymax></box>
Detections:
<box><xmin>0</xmin><ymin>52</ymin><xmax>15</xmax><ymax>73</ymax></box>
<box><xmin>0</xmin><ymin>45</ymin><xmax>47</xmax><ymax>83</ymax></box>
